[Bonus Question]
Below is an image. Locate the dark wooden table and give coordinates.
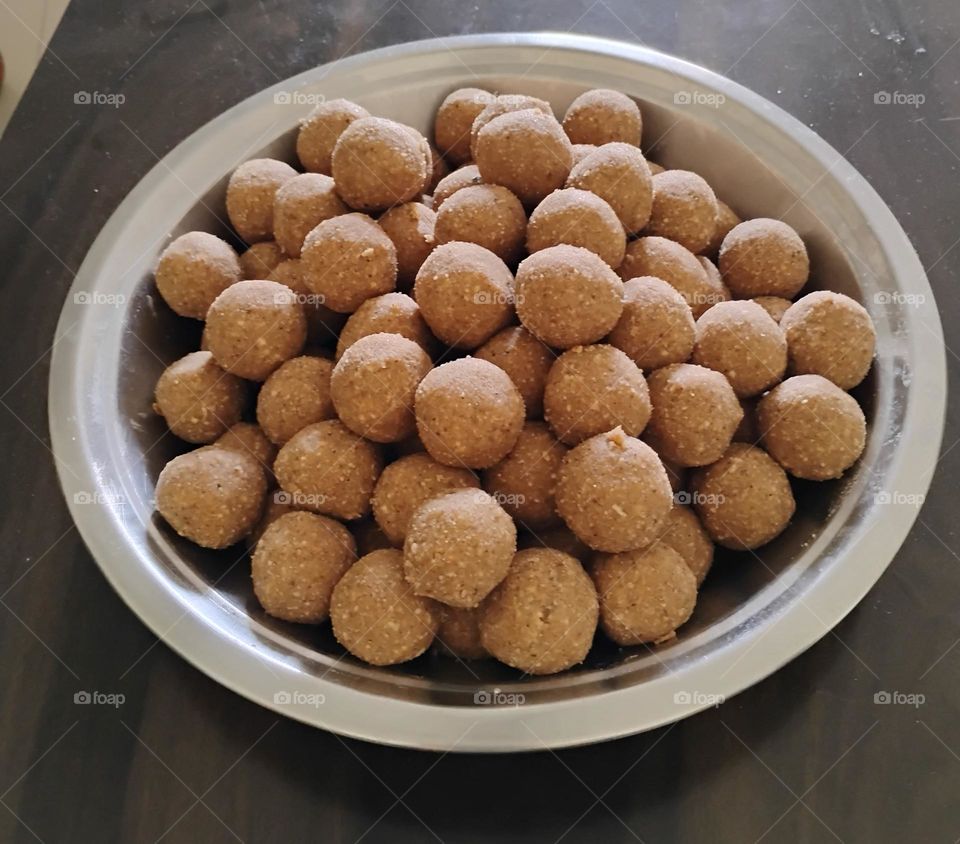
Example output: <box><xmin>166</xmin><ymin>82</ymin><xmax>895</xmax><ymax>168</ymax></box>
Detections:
<box><xmin>2</xmin><ymin>1</ymin><xmax>959</xmax><ymax>841</ymax></box>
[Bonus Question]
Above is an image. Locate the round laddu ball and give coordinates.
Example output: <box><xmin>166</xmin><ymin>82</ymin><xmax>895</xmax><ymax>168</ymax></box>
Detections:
<box><xmin>215</xmin><ymin>422</ymin><xmax>277</xmax><ymax>471</ymax></box>
<box><xmin>331</xmin><ymin>117</ymin><xmax>430</xmax><ymax>211</ymax></box>
<box><xmin>753</xmin><ymin>295</ymin><xmax>792</xmax><ymax>324</ymax></box>
<box><xmin>475</xmin><ymin>326</ymin><xmax>553</xmax><ymax>419</ymax></box>
<box><xmin>330</xmin><ymin>333</ymin><xmax>432</xmax><ymax>443</ymax></box>
<box><xmin>252</xmin><ymin>511</ymin><xmax>357</xmax><ymax>623</ymax></box>
<box><xmin>415</xmin><ymin>358</ymin><xmax>525</xmax><ymax>469</ymax></box>
<box><xmin>413</xmin><ymin>241</ymin><xmax>513</xmax><ymax>349</ymax></box>
<box><xmin>692</xmin><ymin>300</ymin><xmax>788</xmax><ymax>398</ymax></box>
<box><xmin>300</xmin><ymin>213</ymin><xmax>397</xmax><ymax>313</ymax></box>
<box><xmin>434</xmin><ymin>87</ymin><xmax>495</xmax><ymax>165</ymax></box>
<box><xmin>296</xmin><ymin>98</ymin><xmax>370</xmax><ymax>174</ymax></box>
<box><xmin>619</xmin><ymin>237</ymin><xmax>716</xmax><ymax>318</ymax></box>
<box><xmin>555</xmin><ymin>427</ymin><xmax>673</xmax><ymax>553</ymax></box>
<box><xmin>372</xmin><ymin>452</ymin><xmax>478</xmax><ymax>545</ymax></box>
<box><xmin>154</xmin><ymin>351</ymin><xmax>246</xmax><ymax>444</ymax></box>
<box><xmin>475</xmin><ymin>109</ymin><xmax>573</xmax><ymax>206</ymax></box>
<box><xmin>645</xmin><ymin>363</ymin><xmax>743</xmax><ymax>467</ymax></box>
<box><xmin>155</xmin><ymin>446</ymin><xmax>267</xmax><ymax>549</ymax></box>
<box><xmin>719</xmin><ymin>218</ymin><xmax>810</xmax><ymax>298</ymax></box>
<box><xmin>478</xmin><ymin>548</ymin><xmax>598</xmax><ymax>675</ymax></box>
<box><xmin>432</xmin><ymin>164</ymin><xmax>483</xmax><ymax>208</ymax></box>
<box><xmin>591</xmin><ymin>545</ymin><xmax>696</xmax><ymax>645</ymax></box>
<box><xmin>437</xmin><ymin>606</ymin><xmax>488</xmax><ymax>659</ymax></box>
<box><xmin>543</xmin><ymin>345</ymin><xmax>651</xmax><ymax>446</ymax></box>
<box><xmin>335</xmin><ymin>292</ymin><xmax>436</xmax><ymax>360</ymax></box>
<box><xmin>780</xmin><ymin>291</ymin><xmax>876</xmax><ymax>389</ymax></box>
<box><xmin>330</xmin><ymin>549</ymin><xmax>441</xmax><ymax>666</ymax></box>
<box><xmin>239</xmin><ymin>240</ymin><xmax>284</xmax><ymax>280</ymax></box>
<box><xmin>656</xmin><ymin>505</ymin><xmax>714</xmax><ymax>585</ymax></box>
<box><xmin>403</xmin><ymin>489</ymin><xmax>517</xmax><ymax>607</ymax></box>
<box><xmin>704</xmin><ymin>200</ymin><xmax>741</xmax><ymax>257</ymax></box>
<box><xmin>226</xmin><ymin>158</ymin><xmax>298</xmax><ymax>243</ymax></box>
<box><xmin>256</xmin><ymin>355</ymin><xmax>335</xmax><ymax>445</ymax></box>
<box><xmin>691</xmin><ymin>443</ymin><xmax>796</xmax><ymax>551</ymax></box>
<box><xmin>469</xmin><ymin>94</ymin><xmax>553</xmax><ymax>159</ymax></box>
<box><xmin>274</xmin><ymin>420</ymin><xmax>383</xmax><ymax>519</ymax></box>
<box><xmin>608</xmin><ymin>277</ymin><xmax>695</xmax><ymax>371</ymax></box>
<box><xmin>482</xmin><ymin>422</ymin><xmax>567</xmax><ymax>529</ymax></box>
<box><xmin>268</xmin><ymin>258</ymin><xmax>346</xmax><ymax>344</ymax></box>
<box><xmin>757</xmin><ymin>374</ymin><xmax>866</xmax><ymax>480</ymax></box>
<box><xmin>645</xmin><ymin>170</ymin><xmax>720</xmax><ymax>254</ymax></box>
<box><xmin>562</xmin><ymin>88</ymin><xmax>642</xmax><ymax>147</ymax></box>
<box><xmin>566</xmin><ymin>142</ymin><xmax>653</xmax><ymax>234</ymax></box>
<box><xmin>351</xmin><ymin>517</ymin><xmax>395</xmax><ymax>555</ymax></box>
<box><xmin>205</xmin><ymin>280</ymin><xmax>307</xmax><ymax>381</ymax></box>
<box><xmin>155</xmin><ymin>231</ymin><xmax>242</xmax><ymax>320</ymax></box>
<box><xmin>526</xmin><ymin>188</ymin><xmax>626</xmax><ymax>268</ymax></box>
<box><xmin>378</xmin><ymin>202</ymin><xmax>436</xmax><ymax>289</ymax></box>
<box><xmin>272</xmin><ymin>173</ymin><xmax>347</xmax><ymax>257</ymax></box>
<box><xmin>515</xmin><ymin>245</ymin><xmax>623</xmax><ymax>349</ymax></box>
<box><xmin>570</xmin><ymin>143</ymin><xmax>598</xmax><ymax>165</ymax></box>
<box><xmin>435</xmin><ymin>184</ymin><xmax>527</xmax><ymax>265</ymax></box>
<box><xmin>518</xmin><ymin>524</ymin><xmax>590</xmax><ymax>562</ymax></box>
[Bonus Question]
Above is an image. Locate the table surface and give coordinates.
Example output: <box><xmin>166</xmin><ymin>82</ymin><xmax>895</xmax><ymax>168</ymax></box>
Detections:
<box><xmin>2</xmin><ymin>1</ymin><xmax>959</xmax><ymax>842</ymax></box>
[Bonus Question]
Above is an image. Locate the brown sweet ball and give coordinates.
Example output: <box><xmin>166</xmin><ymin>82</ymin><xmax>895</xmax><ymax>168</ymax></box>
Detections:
<box><xmin>591</xmin><ymin>545</ymin><xmax>696</xmax><ymax>645</ymax></box>
<box><xmin>645</xmin><ymin>170</ymin><xmax>720</xmax><ymax>255</ymax></box>
<box><xmin>300</xmin><ymin>213</ymin><xmax>397</xmax><ymax>314</ymax></box>
<box><xmin>704</xmin><ymin>200</ymin><xmax>741</xmax><ymax>257</ymax></box>
<box><xmin>435</xmin><ymin>184</ymin><xmax>527</xmax><ymax>265</ymax></box>
<box><xmin>330</xmin><ymin>549</ymin><xmax>440</xmax><ymax>666</ymax></box>
<box><xmin>719</xmin><ymin>218</ymin><xmax>809</xmax><ymax>298</ymax></box>
<box><xmin>608</xmin><ymin>277</ymin><xmax>695</xmax><ymax>371</ymax></box>
<box><xmin>562</xmin><ymin>88</ymin><xmax>642</xmax><ymax>147</ymax></box>
<box><xmin>556</xmin><ymin>427</ymin><xmax>673</xmax><ymax>553</ymax></box>
<box><xmin>432</xmin><ymin>164</ymin><xmax>483</xmax><ymax>208</ymax></box>
<box><xmin>469</xmin><ymin>94</ymin><xmax>553</xmax><ymax>159</ymax></box>
<box><xmin>543</xmin><ymin>345</ymin><xmax>651</xmax><ymax>446</ymax></box>
<box><xmin>526</xmin><ymin>188</ymin><xmax>626</xmax><ymax>269</ymax></box>
<box><xmin>296</xmin><ymin>98</ymin><xmax>370</xmax><ymax>175</ymax></box>
<box><xmin>372</xmin><ymin>452</ymin><xmax>478</xmax><ymax>545</ymax></box>
<box><xmin>205</xmin><ymin>280</ymin><xmax>307</xmax><ymax>381</ymax></box>
<box><xmin>272</xmin><ymin>173</ymin><xmax>347</xmax><ymax>258</ymax></box>
<box><xmin>515</xmin><ymin>245</ymin><xmax>623</xmax><ymax>349</ymax></box>
<box><xmin>226</xmin><ymin>159</ymin><xmax>298</xmax><ymax>243</ymax></box>
<box><xmin>697</xmin><ymin>255</ymin><xmax>732</xmax><ymax>307</ymax></box>
<box><xmin>475</xmin><ymin>326</ymin><xmax>553</xmax><ymax>419</ymax></box>
<box><xmin>691</xmin><ymin>443</ymin><xmax>795</xmax><ymax>551</ymax></box>
<box><xmin>268</xmin><ymin>258</ymin><xmax>346</xmax><ymax>344</ymax></box>
<box><xmin>155</xmin><ymin>446</ymin><xmax>267</xmax><ymax>549</ymax></box>
<box><xmin>519</xmin><ymin>524</ymin><xmax>590</xmax><ymax>561</ymax></box>
<box><xmin>215</xmin><ymin>422</ymin><xmax>277</xmax><ymax>471</ymax></box>
<box><xmin>482</xmin><ymin>422</ymin><xmax>567</xmax><ymax>529</ymax></box>
<box><xmin>256</xmin><ymin>355</ymin><xmax>334</xmax><ymax>445</ymax></box>
<box><xmin>619</xmin><ymin>237</ymin><xmax>716</xmax><ymax>319</ymax></box>
<box><xmin>153</xmin><ymin>351</ymin><xmax>246</xmax><ymax>444</ymax></box>
<box><xmin>378</xmin><ymin>202</ymin><xmax>436</xmax><ymax>289</ymax></box>
<box><xmin>331</xmin><ymin>117</ymin><xmax>430</xmax><ymax>212</ymax></box>
<box><xmin>692</xmin><ymin>300</ymin><xmax>788</xmax><ymax>398</ymax></box>
<box><xmin>436</xmin><ymin>606</ymin><xmax>488</xmax><ymax>659</ymax></box>
<box><xmin>434</xmin><ymin>87</ymin><xmax>496</xmax><ymax>165</ymax></box>
<box><xmin>351</xmin><ymin>517</ymin><xmax>395</xmax><ymax>555</ymax></box>
<box><xmin>155</xmin><ymin>232</ymin><xmax>242</xmax><ymax>320</ymax></box>
<box><xmin>330</xmin><ymin>332</ymin><xmax>432</xmax><ymax>443</ymax></box>
<box><xmin>656</xmin><ymin>505</ymin><xmax>713</xmax><ymax>585</ymax></box>
<box><xmin>752</xmin><ymin>296</ymin><xmax>792</xmax><ymax>324</ymax></box>
<box><xmin>757</xmin><ymin>375</ymin><xmax>866</xmax><ymax>480</ymax></box>
<box><xmin>566</xmin><ymin>142</ymin><xmax>653</xmax><ymax>235</ymax></box>
<box><xmin>570</xmin><ymin>143</ymin><xmax>598</xmax><ymax>165</ymax></box>
<box><xmin>780</xmin><ymin>291</ymin><xmax>876</xmax><ymax>389</ymax></box>
<box><xmin>251</xmin><ymin>511</ymin><xmax>357</xmax><ymax>623</ymax></box>
<box><xmin>335</xmin><ymin>292</ymin><xmax>435</xmax><ymax>360</ymax></box>
<box><xmin>239</xmin><ymin>240</ymin><xmax>284</xmax><ymax>281</ymax></box>
<box><xmin>415</xmin><ymin>357</ymin><xmax>524</xmax><ymax>469</ymax></box>
<box><xmin>475</xmin><ymin>109</ymin><xmax>573</xmax><ymax>207</ymax></box>
<box><xmin>403</xmin><ymin>489</ymin><xmax>517</xmax><ymax>607</ymax></box>
<box><xmin>413</xmin><ymin>241</ymin><xmax>513</xmax><ymax>349</ymax></box>
<box><xmin>478</xmin><ymin>548</ymin><xmax>598</xmax><ymax>675</ymax></box>
<box><xmin>274</xmin><ymin>420</ymin><xmax>383</xmax><ymax>519</ymax></box>
<box><xmin>645</xmin><ymin>363</ymin><xmax>743</xmax><ymax>467</ymax></box>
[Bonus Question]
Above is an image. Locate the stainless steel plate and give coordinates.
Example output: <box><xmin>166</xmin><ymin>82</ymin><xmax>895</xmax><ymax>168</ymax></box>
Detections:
<box><xmin>49</xmin><ymin>33</ymin><xmax>946</xmax><ymax>752</ymax></box>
